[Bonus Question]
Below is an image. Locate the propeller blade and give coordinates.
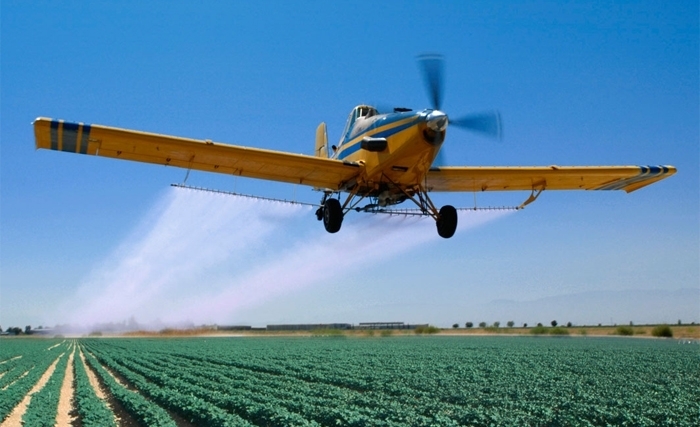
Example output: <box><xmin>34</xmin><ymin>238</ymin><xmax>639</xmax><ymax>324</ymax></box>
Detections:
<box><xmin>451</xmin><ymin>111</ymin><xmax>503</xmax><ymax>140</ymax></box>
<box><xmin>417</xmin><ymin>53</ymin><xmax>444</xmax><ymax>111</ymax></box>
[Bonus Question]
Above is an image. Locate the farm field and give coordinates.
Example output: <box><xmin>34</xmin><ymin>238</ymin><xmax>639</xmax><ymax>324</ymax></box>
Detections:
<box><xmin>0</xmin><ymin>336</ymin><xmax>697</xmax><ymax>426</ymax></box>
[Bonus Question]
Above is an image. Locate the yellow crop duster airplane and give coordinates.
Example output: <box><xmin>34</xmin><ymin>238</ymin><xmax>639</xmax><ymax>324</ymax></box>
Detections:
<box><xmin>34</xmin><ymin>54</ymin><xmax>675</xmax><ymax>238</ymax></box>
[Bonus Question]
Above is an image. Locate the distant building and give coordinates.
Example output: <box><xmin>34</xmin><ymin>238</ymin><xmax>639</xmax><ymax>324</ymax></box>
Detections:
<box><xmin>357</xmin><ymin>322</ymin><xmax>428</xmax><ymax>330</ymax></box>
<box><xmin>266</xmin><ymin>323</ymin><xmax>352</xmax><ymax>331</ymax></box>
<box><xmin>215</xmin><ymin>325</ymin><xmax>252</xmax><ymax>331</ymax></box>
<box><xmin>265</xmin><ymin>322</ymin><xmax>429</xmax><ymax>331</ymax></box>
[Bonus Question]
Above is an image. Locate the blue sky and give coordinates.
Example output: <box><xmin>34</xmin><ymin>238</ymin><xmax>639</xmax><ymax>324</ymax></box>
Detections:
<box><xmin>1</xmin><ymin>1</ymin><xmax>698</xmax><ymax>329</ymax></box>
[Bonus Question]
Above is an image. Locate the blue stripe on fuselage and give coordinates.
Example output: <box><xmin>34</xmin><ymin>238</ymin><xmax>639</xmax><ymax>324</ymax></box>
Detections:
<box><xmin>336</xmin><ymin>111</ymin><xmax>424</xmax><ymax>160</ymax></box>
<box><xmin>337</xmin><ymin>139</ymin><xmax>362</xmax><ymax>160</ymax></box>
<box><xmin>344</xmin><ymin>110</ymin><xmax>420</xmax><ymax>143</ymax></box>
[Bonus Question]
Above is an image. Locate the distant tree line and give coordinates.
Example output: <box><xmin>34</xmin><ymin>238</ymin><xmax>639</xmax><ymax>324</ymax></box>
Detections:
<box><xmin>453</xmin><ymin>320</ymin><xmax>691</xmax><ymax>337</ymax></box>
<box><xmin>2</xmin><ymin>325</ymin><xmax>40</xmax><ymax>335</ymax></box>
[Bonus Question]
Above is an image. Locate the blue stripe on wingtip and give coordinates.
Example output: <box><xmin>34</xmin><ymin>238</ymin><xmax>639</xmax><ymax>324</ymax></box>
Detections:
<box><xmin>598</xmin><ymin>165</ymin><xmax>669</xmax><ymax>191</ymax></box>
<box><xmin>62</xmin><ymin>121</ymin><xmax>79</xmax><ymax>153</ymax></box>
<box><xmin>80</xmin><ymin>124</ymin><xmax>91</xmax><ymax>154</ymax></box>
<box><xmin>50</xmin><ymin>120</ymin><xmax>59</xmax><ymax>150</ymax></box>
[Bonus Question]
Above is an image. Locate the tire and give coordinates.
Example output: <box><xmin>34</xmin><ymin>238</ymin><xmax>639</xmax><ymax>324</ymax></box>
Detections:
<box><xmin>323</xmin><ymin>198</ymin><xmax>343</xmax><ymax>233</ymax></box>
<box><xmin>436</xmin><ymin>205</ymin><xmax>457</xmax><ymax>238</ymax></box>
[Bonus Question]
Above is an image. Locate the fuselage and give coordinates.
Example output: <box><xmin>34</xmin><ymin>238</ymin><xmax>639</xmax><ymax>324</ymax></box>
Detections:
<box><xmin>332</xmin><ymin>105</ymin><xmax>447</xmax><ymax>203</ymax></box>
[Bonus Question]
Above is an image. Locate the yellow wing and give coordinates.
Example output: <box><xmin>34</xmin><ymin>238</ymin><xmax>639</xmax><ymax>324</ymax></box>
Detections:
<box><xmin>427</xmin><ymin>165</ymin><xmax>676</xmax><ymax>193</ymax></box>
<box><xmin>33</xmin><ymin>118</ymin><xmax>360</xmax><ymax>190</ymax></box>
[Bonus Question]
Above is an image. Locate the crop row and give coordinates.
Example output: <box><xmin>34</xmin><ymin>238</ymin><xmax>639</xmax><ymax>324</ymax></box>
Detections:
<box><xmin>89</xmin><ymin>346</ymin><xmax>406</xmax><ymax>426</ymax></box>
<box><xmin>73</xmin><ymin>347</ymin><xmax>116</xmax><ymax>427</ymax></box>
<box><xmin>2</xmin><ymin>337</ymin><xmax>697</xmax><ymax>426</ymax></box>
<box><xmin>86</xmin><ymin>340</ymin><xmax>483</xmax><ymax>426</ymax></box>
<box><xmin>81</xmin><ymin>346</ymin><xmax>176</xmax><ymax>427</ymax></box>
<box><xmin>82</xmin><ymin>337</ymin><xmax>700</xmax><ymax>426</ymax></box>
<box><xmin>0</xmin><ymin>340</ymin><xmax>67</xmax><ymax>389</ymax></box>
<box><xmin>87</xmin><ymin>344</ymin><xmax>287</xmax><ymax>426</ymax></box>
<box><xmin>86</xmin><ymin>341</ymin><xmax>609</xmax><ymax>426</ymax></box>
<box><xmin>21</xmin><ymin>343</ymin><xmax>73</xmax><ymax>426</ymax></box>
<box><xmin>106</xmin><ymin>347</ymin><xmax>497</xmax><ymax>426</ymax></box>
<box><xmin>0</xmin><ymin>340</ymin><xmax>69</xmax><ymax>423</ymax></box>
<box><xmin>0</xmin><ymin>339</ymin><xmax>65</xmax><ymax>362</ymax></box>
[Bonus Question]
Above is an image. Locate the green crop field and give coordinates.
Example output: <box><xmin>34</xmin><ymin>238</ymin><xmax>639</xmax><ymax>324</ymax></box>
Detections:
<box><xmin>1</xmin><ymin>336</ymin><xmax>697</xmax><ymax>426</ymax></box>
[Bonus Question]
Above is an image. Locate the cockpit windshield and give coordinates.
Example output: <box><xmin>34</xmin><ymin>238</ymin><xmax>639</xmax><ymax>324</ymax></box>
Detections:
<box><xmin>356</xmin><ymin>106</ymin><xmax>376</xmax><ymax>118</ymax></box>
<box><xmin>339</xmin><ymin>105</ymin><xmax>378</xmax><ymax>146</ymax></box>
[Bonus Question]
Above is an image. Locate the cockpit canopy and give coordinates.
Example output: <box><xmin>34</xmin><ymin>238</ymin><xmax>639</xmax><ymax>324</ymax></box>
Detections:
<box><xmin>339</xmin><ymin>105</ymin><xmax>378</xmax><ymax>145</ymax></box>
<box><xmin>355</xmin><ymin>105</ymin><xmax>377</xmax><ymax>119</ymax></box>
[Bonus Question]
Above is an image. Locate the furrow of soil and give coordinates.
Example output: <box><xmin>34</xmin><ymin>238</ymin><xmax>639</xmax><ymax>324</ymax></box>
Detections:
<box><xmin>0</xmin><ymin>351</ymin><xmax>65</xmax><ymax>427</ymax></box>
<box><xmin>77</xmin><ymin>347</ymin><xmax>118</xmax><ymax>426</ymax></box>
<box><xmin>84</xmin><ymin>349</ymin><xmax>195</xmax><ymax>427</ymax></box>
<box><xmin>55</xmin><ymin>344</ymin><xmax>76</xmax><ymax>427</ymax></box>
<box><xmin>1</xmin><ymin>371</ymin><xmax>29</xmax><ymax>391</ymax></box>
<box><xmin>81</xmin><ymin>348</ymin><xmax>140</xmax><ymax>427</ymax></box>
<box><xmin>0</xmin><ymin>356</ymin><xmax>22</xmax><ymax>365</ymax></box>
<box><xmin>84</xmin><ymin>350</ymin><xmax>131</xmax><ymax>390</ymax></box>
<box><xmin>47</xmin><ymin>341</ymin><xmax>65</xmax><ymax>351</ymax></box>
<box><xmin>78</xmin><ymin>348</ymin><xmax>108</xmax><ymax>400</ymax></box>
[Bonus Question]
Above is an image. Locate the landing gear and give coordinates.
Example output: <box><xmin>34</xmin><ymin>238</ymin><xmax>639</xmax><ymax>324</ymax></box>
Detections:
<box><xmin>436</xmin><ymin>205</ymin><xmax>458</xmax><ymax>238</ymax></box>
<box><xmin>316</xmin><ymin>184</ymin><xmax>458</xmax><ymax>238</ymax></box>
<box><xmin>322</xmin><ymin>198</ymin><xmax>343</xmax><ymax>233</ymax></box>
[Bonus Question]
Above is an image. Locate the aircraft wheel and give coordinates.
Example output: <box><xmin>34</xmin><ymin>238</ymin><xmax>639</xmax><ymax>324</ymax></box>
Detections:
<box><xmin>323</xmin><ymin>198</ymin><xmax>343</xmax><ymax>233</ymax></box>
<box><xmin>436</xmin><ymin>205</ymin><xmax>457</xmax><ymax>238</ymax></box>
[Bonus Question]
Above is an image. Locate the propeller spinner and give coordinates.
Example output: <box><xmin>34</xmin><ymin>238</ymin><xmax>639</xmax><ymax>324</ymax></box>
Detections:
<box><xmin>417</xmin><ymin>54</ymin><xmax>502</xmax><ymax>140</ymax></box>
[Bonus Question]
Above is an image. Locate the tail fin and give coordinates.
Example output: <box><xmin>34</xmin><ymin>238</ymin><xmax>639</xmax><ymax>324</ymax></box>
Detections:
<box><xmin>315</xmin><ymin>122</ymin><xmax>328</xmax><ymax>158</ymax></box>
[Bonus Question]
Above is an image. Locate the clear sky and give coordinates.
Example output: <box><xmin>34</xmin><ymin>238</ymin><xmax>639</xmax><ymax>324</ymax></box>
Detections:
<box><xmin>1</xmin><ymin>1</ymin><xmax>698</xmax><ymax>330</ymax></box>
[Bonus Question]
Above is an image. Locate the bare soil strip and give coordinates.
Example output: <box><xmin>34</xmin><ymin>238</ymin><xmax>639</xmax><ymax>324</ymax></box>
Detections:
<box><xmin>1</xmin><ymin>370</ymin><xmax>29</xmax><ymax>391</ymax></box>
<box><xmin>84</xmin><ymin>350</ymin><xmax>136</xmax><ymax>391</ymax></box>
<box><xmin>0</xmin><ymin>356</ymin><xmax>22</xmax><ymax>365</ymax></box>
<box><xmin>78</xmin><ymin>348</ymin><xmax>108</xmax><ymax>400</ymax></box>
<box><xmin>83</xmin><ymin>349</ymin><xmax>195</xmax><ymax>427</ymax></box>
<box><xmin>47</xmin><ymin>341</ymin><xmax>65</xmax><ymax>351</ymax></box>
<box><xmin>80</xmin><ymin>347</ymin><xmax>135</xmax><ymax>427</ymax></box>
<box><xmin>77</xmin><ymin>346</ymin><xmax>120</xmax><ymax>426</ymax></box>
<box><xmin>55</xmin><ymin>344</ymin><xmax>76</xmax><ymax>427</ymax></box>
<box><xmin>0</xmin><ymin>351</ymin><xmax>65</xmax><ymax>427</ymax></box>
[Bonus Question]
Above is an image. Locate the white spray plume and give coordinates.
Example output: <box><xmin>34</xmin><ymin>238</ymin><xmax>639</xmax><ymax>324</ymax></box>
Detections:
<box><xmin>58</xmin><ymin>187</ymin><xmax>511</xmax><ymax>327</ymax></box>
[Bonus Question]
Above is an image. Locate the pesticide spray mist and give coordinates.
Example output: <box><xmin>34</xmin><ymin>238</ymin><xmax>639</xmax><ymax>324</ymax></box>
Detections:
<box><xmin>58</xmin><ymin>187</ymin><xmax>512</xmax><ymax>329</ymax></box>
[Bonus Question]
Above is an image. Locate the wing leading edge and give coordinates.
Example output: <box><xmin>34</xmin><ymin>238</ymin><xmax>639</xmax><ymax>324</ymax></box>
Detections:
<box><xmin>33</xmin><ymin>118</ymin><xmax>360</xmax><ymax>191</ymax></box>
<box><xmin>34</xmin><ymin>118</ymin><xmax>675</xmax><ymax>195</ymax></box>
<box><xmin>427</xmin><ymin>165</ymin><xmax>676</xmax><ymax>193</ymax></box>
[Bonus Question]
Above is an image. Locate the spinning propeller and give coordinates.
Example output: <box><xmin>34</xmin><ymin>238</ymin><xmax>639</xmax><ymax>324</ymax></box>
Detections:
<box><xmin>417</xmin><ymin>54</ymin><xmax>502</xmax><ymax>165</ymax></box>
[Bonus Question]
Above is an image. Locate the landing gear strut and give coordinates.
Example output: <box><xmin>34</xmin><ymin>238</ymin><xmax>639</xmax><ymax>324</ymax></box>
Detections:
<box><xmin>316</xmin><ymin>184</ymin><xmax>459</xmax><ymax>238</ymax></box>
<box><xmin>392</xmin><ymin>183</ymin><xmax>459</xmax><ymax>239</ymax></box>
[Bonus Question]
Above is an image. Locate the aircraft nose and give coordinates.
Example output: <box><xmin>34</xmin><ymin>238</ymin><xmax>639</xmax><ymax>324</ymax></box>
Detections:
<box><xmin>426</xmin><ymin>110</ymin><xmax>448</xmax><ymax>132</ymax></box>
